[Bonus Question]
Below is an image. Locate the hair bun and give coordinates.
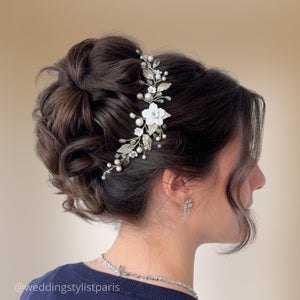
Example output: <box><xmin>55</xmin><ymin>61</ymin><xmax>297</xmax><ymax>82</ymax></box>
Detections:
<box><xmin>57</xmin><ymin>38</ymin><xmax>96</xmax><ymax>91</ymax></box>
<box><xmin>54</xmin><ymin>35</ymin><xmax>143</xmax><ymax>99</ymax></box>
<box><xmin>84</xmin><ymin>35</ymin><xmax>143</xmax><ymax>96</ymax></box>
<box><xmin>33</xmin><ymin>35</ymin><xmax>146</xmax><ymax>222</ymax></box>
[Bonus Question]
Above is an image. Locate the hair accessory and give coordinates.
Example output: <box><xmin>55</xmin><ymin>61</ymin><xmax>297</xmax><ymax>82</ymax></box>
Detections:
<box><xmin>101</xmin><ymin>49</ymin><xmax>172</xmax><ymax>180</ymax></box>
<box><xmin>181</xmin><ymin>198</ymin><xmax>192</xmax><ymax>222</ymax></box>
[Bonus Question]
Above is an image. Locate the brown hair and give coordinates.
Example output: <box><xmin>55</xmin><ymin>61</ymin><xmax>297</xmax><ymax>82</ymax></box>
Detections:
<box><xmin>33</xmin><ymin>34</ymin><xmax>265</xmax><ymax>254</ymax></box>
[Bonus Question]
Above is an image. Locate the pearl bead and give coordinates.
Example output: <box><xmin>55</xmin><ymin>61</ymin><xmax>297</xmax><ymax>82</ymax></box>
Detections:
<box><xmin>101</xmin><ymin>175</ymin><xmax>106</xmax><ymax>180</ymax></box>
<box><xmin>114</xmin><ymin>159</ymin><xmax>120</xmax><ymax>165</ymax></box>
<box><xmin>142</xmin><ymin>155</ymin><xmax>146</xmax><ymax>159</ymax></box>
<box><xmin>144</xmin><ymin>93</ymin><xmax>153</xmax><ymax>102</ymax></box>
<box><xmin>157</xmin><ymin>144</ymin><xmax>162</xmax><ymax>148</ymax></box>
<box><xmin>136</xmin><ymin>146</ymin><xmax>143</xmax><ymax>153</ymax></box>
<box><xmin>147</xmin><ymin>55</ymin><xmax>153</xmax><ymax>62</ymax></box>
<box><xmin>155</xmin><ymin>136</ymin><xmax>161</xmax><ymax>141</ymax></box>
<box><xmin>162</xmin><ymin>134</ymin><xmax>167</xmax><ymax>139</ymax></box>
<box><xmin>107</xmin><ymin>163</ymin><xmax>112</xmax><ymax>167</ymax></box>
<box><xmin>130</xmin><ymin>113</ymin><xmax>136</xmax><ymax>118</ymax></box>
<box><xmin>164</xmin><ymin>71</ymin><xmax>168</xmax><ymax>75</ymax></box>
<box><xmin>135</xmin><ymin>118</ymin><xmax>144</xmax><ymax>126</ymax></box>
<box><xmin>116</xmin><ymin>166</ymin><xmax>122</xmax><ymax>172</ymax></box>
<box><xmin>162</xmin><ymin>76</ymin><xmax>166</xmax><ymax>81</ymax></box>
<box><xmin>136</xmin><ymin>93</ymin><xmax>143</xmax><ymax>100</ymax></box>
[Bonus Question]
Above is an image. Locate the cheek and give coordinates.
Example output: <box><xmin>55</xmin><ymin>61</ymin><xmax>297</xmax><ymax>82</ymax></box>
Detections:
<box><xmin>195</xmin><ymin>186</ymin><xmax>241</xmax><ymax>243</ymax></box>
<box><xmin>240</xmin><ymin>181</ymin><xmax>252</xmax><ymax>208</ymax></box>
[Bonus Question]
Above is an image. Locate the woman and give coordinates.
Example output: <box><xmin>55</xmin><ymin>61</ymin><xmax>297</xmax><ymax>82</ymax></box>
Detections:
<box><xmin>21</xmin><ymin>34</ymin><xmax>266</xmax><ymax>299</ymax></box>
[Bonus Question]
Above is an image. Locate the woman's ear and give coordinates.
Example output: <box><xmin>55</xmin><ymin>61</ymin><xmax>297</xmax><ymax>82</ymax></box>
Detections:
<box><xmin>161</xmin><ymin>169</ymin><xmax>192</xmax><ymax>206</ymax></box>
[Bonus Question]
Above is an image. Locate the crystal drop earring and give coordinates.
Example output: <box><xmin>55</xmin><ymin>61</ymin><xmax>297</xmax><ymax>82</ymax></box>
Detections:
<box><xmin>181</xmin><ymin>198</ymin><xmax>192</xmax><ymax>222</ymax></box>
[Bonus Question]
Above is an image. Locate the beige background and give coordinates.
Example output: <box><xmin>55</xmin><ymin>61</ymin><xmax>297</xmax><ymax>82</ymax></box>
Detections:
<box><xmin>1</xmin><ymin>1</ymin><xmax>299</xmax><ymax>299</ymax></box>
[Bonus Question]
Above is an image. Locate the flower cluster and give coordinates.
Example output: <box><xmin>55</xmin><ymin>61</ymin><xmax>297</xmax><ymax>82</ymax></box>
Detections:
<box><xmin>101</xmin><ymin>50</ymin><xmax>172</xmax><ymax>180</ymax></box>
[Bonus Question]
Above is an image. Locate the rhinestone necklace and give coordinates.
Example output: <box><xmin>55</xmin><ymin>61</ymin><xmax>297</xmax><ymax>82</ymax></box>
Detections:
<box><xmin>99</xmin><ymin>253</ymin><xmax>198</xmax><ymax>299</ymax></box>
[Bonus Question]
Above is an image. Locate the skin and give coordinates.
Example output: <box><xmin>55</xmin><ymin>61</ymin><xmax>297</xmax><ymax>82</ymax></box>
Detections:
<box><xmin>85</xmin><ymin>136</ymin><xmax>266</xmax><ymax>297</ymax></box>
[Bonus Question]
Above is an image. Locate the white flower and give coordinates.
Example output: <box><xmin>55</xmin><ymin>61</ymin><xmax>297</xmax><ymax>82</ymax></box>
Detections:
<box><xmin>147</xmin><ymin>86</ymin><xmax>156</xmax><ymax>94</ymax></box>
<box><xmin>129</xmin><ymin>151</ymin><xmax>138</xmax><ymax>158</ymax></box>
<box><xmin>142</xmin><ymin>103</ymin><xmax>170</xmax><ymax>126</ymax></box>
<box><xmin>134</xmin><ymin>127</ymin><xmax>144</xmax><ymax>136</ymax></box>
<box><xmin>154</xmin><ymin>70</ymin><xmax>162</xmax><ymax>79</ymax></box>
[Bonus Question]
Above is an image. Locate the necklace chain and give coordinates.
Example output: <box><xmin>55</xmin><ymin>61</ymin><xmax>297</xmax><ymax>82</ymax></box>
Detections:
<box><xmin>99</xmin><ymin>253</ymin><xmax>198</xmax><ymax>299</ymax></box>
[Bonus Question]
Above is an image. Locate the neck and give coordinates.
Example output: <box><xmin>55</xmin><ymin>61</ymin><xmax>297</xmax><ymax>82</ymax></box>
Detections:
<box><xmin>103</xmin><ymin>221</ymin><xmax>197</xmax><ymax>291</ymax></box>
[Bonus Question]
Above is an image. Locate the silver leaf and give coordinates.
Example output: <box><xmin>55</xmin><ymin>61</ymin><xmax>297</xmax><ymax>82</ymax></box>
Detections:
<box><xmin>157</xmin><ymin>82</ymin><xmax>172</xmax><ymax>91</ymax></box>
<box><xmin>123</xmin><ymin>156</ymin><xmax>130</xmax><ymax>166</ymax></box>
<box><xmin>116</xmin><ymin>144</ymin><xmax>134</xmax><ymax>155</ymax></box>
<box><xmin>153</xmin><ymin>58</ymin><xmax>160</xmax><ymax>68</ymax></box>
<box><xmin>162</xmin><ymin>111</ymin><xmax>171</xmax><ymax>119</ymax></box>
<box><xmin>147</xmin><ymin>124</ymin><xmax>158</xmax><ymax>136</ymax></box>
<box><xmin>143</xmin><ymin>69</ymin><xmax>154</xmax><ymax>80</ymax></box>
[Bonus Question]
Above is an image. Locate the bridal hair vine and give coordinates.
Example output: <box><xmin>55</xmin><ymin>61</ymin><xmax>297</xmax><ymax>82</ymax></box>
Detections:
<box><xmin>101</xmin><ymin>50</ymin><xmax>172</xmax><ymax>180</ymax></box>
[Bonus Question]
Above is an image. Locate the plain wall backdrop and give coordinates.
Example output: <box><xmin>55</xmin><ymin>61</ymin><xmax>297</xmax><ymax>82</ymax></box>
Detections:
<box><xmin>1</xmin><ymin>1</ymin><xmax>299</xmax><ymax>299</ymax></box>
